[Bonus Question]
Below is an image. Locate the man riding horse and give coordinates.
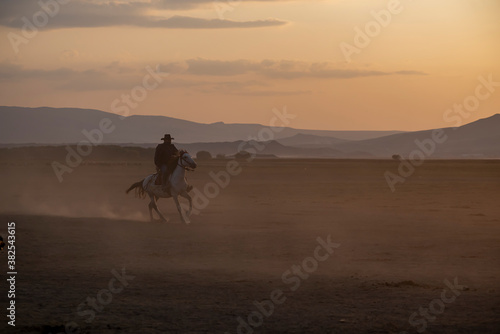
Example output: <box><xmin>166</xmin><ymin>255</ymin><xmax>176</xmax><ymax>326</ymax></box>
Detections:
<box><xmin>154</xmin><ymin>134</ymin><xmax>179</xmax><ymax>192</ymax></box>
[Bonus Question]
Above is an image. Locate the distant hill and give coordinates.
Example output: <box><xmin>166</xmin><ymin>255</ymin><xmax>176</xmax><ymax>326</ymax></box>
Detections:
<box><xmin>276</xmin><ymin>133</ymin><xmax>348</xmax><ymax>148</ymax></box>
<box><xmin>179</xmin><ymin>114</ymin><xmax>500</xmax><ymax>158</ymax></box>
<box><xmin>332</xmin><ymin>114</ymin><xmax>500</xmax><ymax>158</ymax></box>
<box><xmin>0</xmin><ymin>106</ymin><xmax>402</xmax><ymax>144</ymax></box>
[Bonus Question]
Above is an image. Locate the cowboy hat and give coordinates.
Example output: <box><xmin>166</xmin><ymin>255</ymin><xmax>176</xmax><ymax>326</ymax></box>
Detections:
<box><xmin>161</xmin><ymin>134</ymin><xmax>174</xmax><ymax>140</ymax></box>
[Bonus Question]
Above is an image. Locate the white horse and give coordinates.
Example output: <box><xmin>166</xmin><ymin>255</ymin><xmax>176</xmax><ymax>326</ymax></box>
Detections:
<box><xmin>126</xmin><ymin>150</ymin><xmax>197</xmax><ymax>223</ymax></box>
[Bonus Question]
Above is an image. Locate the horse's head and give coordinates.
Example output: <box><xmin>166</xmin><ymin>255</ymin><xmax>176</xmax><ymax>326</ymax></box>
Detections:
<box><xmin>178</xmin><ymin>150</ymin><xmax>197</xmax><ymax>170</ymax></box>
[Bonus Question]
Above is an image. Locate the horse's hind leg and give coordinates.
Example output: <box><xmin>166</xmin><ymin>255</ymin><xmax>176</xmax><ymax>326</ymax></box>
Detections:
<box><xmin>151</xmin><ymin>196</ymin><xmax>168</xmax><ymax>222</ymax></box>
<box><xmin>148</xmin><ymin>195</ymin><xmax>155</xmax><ymax>222</ymax></box>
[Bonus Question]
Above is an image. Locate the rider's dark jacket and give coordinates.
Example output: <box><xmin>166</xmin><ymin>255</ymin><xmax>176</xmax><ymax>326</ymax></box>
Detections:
<box><xmin>154</xmin><ymin>143</ymin><xmax>178</xmax><ymax>168</ymax></box>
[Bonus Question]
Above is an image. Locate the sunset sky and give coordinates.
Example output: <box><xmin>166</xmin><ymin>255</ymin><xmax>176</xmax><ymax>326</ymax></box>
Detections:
<box><xmin>0</xmin><ymin>0</ymin><xmax>499</xmax><ymax>131</ymax></box>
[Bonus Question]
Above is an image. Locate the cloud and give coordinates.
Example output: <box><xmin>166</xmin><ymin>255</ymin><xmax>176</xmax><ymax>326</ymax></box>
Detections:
<box><xmin>0</xmin><ymin>59</ymin><xmax>427</xmax><ymax>96</ymax></box>
<box><xmin>165</xmin><ymin>58</ymin><xmax>428</xmax><ymax>79</ymax></box>
<box><xmin>394</xmin><ymin>70</ymin><xmax>428</xmax><ymax>76</ymax></box>
<box><xmin>59</xmin><ymin>49</ymin><xmax>80</xmax><ymax>61</ymax></box>
<box><xmin>0</xmin><ymin>0</ymin><xmax>288</xmax><ymax>29</ymax></box>
<box><xmin>0</xmin><ymin>62</ymin><xmax>136</xmax><ymax>90</ymax></box>
<box><xmin>0</xmin><ymin>63</ymin><xmax>77</xmax><ymax>80</ymax></box>
<box><xmin>185</xmin><ymin>59</ymin><xmax>260</xmax><ymax>76</ymax></box>
<box><xmin>0</xmin><ymin>62</ymin><xmax>260</xmax><ymax>93</ymax></box>
<box><xmin>140</xmin><ymin>16</ymin><xmax>286</xmax><ymax>29</ymax></box>
<box><xmin>231</xmin><ymin>89</ymin><xmax>311</xmax><ymax>96</ymax></box>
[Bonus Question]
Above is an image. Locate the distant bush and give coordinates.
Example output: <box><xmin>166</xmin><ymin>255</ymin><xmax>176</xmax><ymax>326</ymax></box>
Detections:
<box><xmin>392</xmin><ymin>154</ymin><xmax>402</xmax><ymax>161</ymax></box>
<box><xmin>235</xmin><ymin>151</ymin><xmax>251</xmax><ymax>161</ymax></box>
<box><xmin>196</xmin><ymin>150</ymin><xmax>212</xmax><ymax>160</ymax></box>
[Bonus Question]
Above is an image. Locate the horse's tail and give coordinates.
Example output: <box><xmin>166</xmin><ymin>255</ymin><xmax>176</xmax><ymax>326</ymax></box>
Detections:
<box><xmin>126</xmin><ymin>179</ymin><xmax>146</xmax><ymax>199</ymax></box>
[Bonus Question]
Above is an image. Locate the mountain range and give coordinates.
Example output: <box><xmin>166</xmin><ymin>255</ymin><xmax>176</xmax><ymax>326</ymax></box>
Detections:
<box><xmin>0</xmin><ymin>106</ymin><xmax>498</xmax><ymax>158</ymax></box>
<box><xmin>0</xmin><ymin>106</ymin><xmax>399</xmax><ymax>144</ymax></box>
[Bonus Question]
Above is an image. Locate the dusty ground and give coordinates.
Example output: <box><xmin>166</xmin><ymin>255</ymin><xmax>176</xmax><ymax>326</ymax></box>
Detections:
<box><xmin>0</xmin><ymin>158</ymin><xmax>499</xmax><ymax>333</ymax></box>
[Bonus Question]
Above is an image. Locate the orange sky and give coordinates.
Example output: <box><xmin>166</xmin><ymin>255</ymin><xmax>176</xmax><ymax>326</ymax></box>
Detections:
<box><xmin>0</xmin><ymin>0</ymin><xmax>499</xmax><ymax>130</ymax></box>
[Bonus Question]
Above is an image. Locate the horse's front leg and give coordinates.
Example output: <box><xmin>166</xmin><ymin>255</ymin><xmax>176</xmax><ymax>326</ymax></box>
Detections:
<box><xmin>172</xmin><ymin>195</ymin><xmax>189</xmax><ymax>224</ymax></box>
<box><xmin>180</xmin><ymin>191</ymin><xmax>193</xmax><ymax>217</ymax></box>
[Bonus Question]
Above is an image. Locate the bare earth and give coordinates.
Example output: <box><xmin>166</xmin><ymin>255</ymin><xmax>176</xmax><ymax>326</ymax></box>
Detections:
<box><xmin>0</xmin><ymin>159</ymin><xmax>499</xmax><ymax>333</ymax></box>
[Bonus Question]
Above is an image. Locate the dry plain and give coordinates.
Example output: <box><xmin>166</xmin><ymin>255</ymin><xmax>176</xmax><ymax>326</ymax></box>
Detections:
<box><xmin>0</xmin><ymin>158</ymin><xmax>499</xmax><ymax>334</ymax></box>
